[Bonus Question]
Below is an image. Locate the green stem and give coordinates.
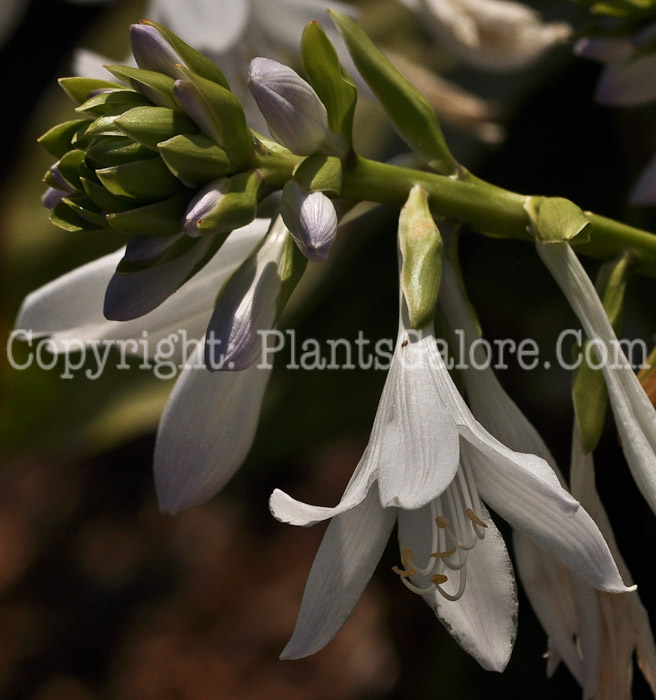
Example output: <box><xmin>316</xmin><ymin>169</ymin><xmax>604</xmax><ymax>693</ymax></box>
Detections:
<box><xmin>338</xmin><ymin>157</ymin><xmax>656</xmax><ymax>276</ymax></box>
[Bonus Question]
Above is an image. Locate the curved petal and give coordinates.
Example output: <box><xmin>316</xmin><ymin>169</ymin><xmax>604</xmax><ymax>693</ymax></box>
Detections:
<box><xmin>536</xmin><ymin>241</ymin><xmax>656</xmax><ymax>516</ymax></box>
<box><xmin>269</xmin><ymin>445</ymin><xmax>380</xmax><ymax>526</ymax></box>
<box><xmin>104</xmin><ymin>235</ymin><xmax>216</xmax><ymax>321</ymax></box>
<box><xmin>280</xmin><ymin>485</ymin><xmax>396</xmax><ymax>659</ymax></box>
<box><xmin>16</xmin><ymin>222</ymin><xmax>266</xmax><ymax>360</ymax></box>
<box><xmin>466</xmin><ymin>438</ymin><xmax>629</xmax><ymax>593</ymax></box>
<box><xmin>512</xmin><ymin>532</ymin><xmax>586</xmax><ymax>684</ymax></box>
<box><xmin>398</xmin><ymin>502</ymin><xmax>517</xmax><ymax>672</ymax></box>
<box><xmin>15</xmin><ymin>248</ymin><xmax>125</xmax><ymax>333</ymax></box>
<box><xmin>376</xmin><ymin>331</ymin><xmax>460</xmax><ymax>509</ymax></box>
<box><xmin>154</xmin><ymin>341</ymin><xmax>271</xmax><ymax>514</ymax></box>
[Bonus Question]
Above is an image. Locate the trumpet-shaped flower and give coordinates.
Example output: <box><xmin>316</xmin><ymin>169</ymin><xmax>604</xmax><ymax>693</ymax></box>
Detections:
<box><xmin>15</xmin><ymin>219</ymin><xmax>273</xmax><ymax>515</ymax></box>
<box><xmin>271</xmin><ymin>280</ymin><xmax>630</xmax><ymax>668</ymax></box>
<box><xmin>516</xmin><ymin>423</ymin><xmax>656</xmax><ymax>699</ymax></box>
<box><xmin>536</xmin><ymin>240</ymin><xmax>656</xmax><ymax>517</ymax></box>
<box><xmin>399</xmin><ymin>0</ymin><xmax>571</xmax><ymax>71</ymax></box>
<box><xmin>438</xmin><ymin>252</ymin><xmax>652</xmax><ymax>694</ymax></box>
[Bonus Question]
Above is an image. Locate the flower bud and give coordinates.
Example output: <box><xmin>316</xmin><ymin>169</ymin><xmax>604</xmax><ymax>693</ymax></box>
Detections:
<box><xmin>130</xmin><ymin>23</ymin><xmax>187</xmax><ymax>79</ymax></box>
<box><xmin>398</xmin><ymin>185</ymin><xmax>443</xmax><ymax>330</ymax></box>
<box><xmin>183</xmin><ymin>171</ymin><xmax>262</xmax><ymax>238</ymax></box>
<box><xmin>248</xmin><ymin>57</ymin><xmax>345</xmax><ymax>156</ymax></box>
<box><xmin>281</xmin><ymin>180</ymin><xmax>337</xmax><ymax>262</ymax></box>
<box><xmin>204</xmin><ymin>216</ymin><xmax>306</xmax><ymax>371</ymax></box>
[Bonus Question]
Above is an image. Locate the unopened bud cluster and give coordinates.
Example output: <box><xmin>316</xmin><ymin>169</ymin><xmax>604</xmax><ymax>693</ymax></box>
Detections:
<box><xmin>39</xmin><ymin>20</ymin><xmax>346</xmax><ymax>269</ymax></box>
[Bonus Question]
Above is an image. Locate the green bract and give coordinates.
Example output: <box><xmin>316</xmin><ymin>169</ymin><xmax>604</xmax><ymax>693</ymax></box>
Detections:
<box><xmin>301</xmin><ymin>21</ymin><xmax>358</xmax><ymax>153</ymax></box>
<box><xmin>329</xmin><ymin>10</ymin><xmax>458</xmax><ymax>176</ymax></box>
<box><xmin>399</xmin><ymin>185</ymin><xmax>443</xmax><ymax>330</ymax></box>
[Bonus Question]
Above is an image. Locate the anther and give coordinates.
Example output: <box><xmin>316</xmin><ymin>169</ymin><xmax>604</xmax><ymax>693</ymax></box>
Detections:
<box><xmin>430</xmin><ymin>573</ymin><xmax>448</xmax><ymax>585</ymax></box>
<box><xmin>465</xmin><ymin>508</ymin><xmax>488</xmax><ymax>528</ymax></box>
<box><xmin>435</xmin><ymin>516</ymin><xmax>450</xmax><ymax>529</ymax></box>
<box><xmin>430</xmin><ymin>546</ymin><xmax>457</xmax><ymax>559</ymax></box>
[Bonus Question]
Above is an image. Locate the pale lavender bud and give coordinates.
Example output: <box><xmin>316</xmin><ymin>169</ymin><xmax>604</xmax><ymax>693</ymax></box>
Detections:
<box><xmin>596</xmin><ymin>53</ymin><xmax>656</xmax><ymax>106</ymax></box>
<box><xmin>205</xmin><ymin>218</ymin><xmax>290</xmax><ymax>371</ymax></box>
<box><xmin>247</xmin><ymin>57</ymin><xmax>344</xmax><ymax>156</ymax></box>
<box><xmin>183</xmin><ymin>178</ymin><xmax>230</xmax><ymax>237</ymax></box>
<box><xmin>281</xmin><ymin>181</ymin><xmax>337</xmax><ymax>262</ymax></box>
<box><xmin>130</xmin><ymin>23</ymin><xmax>185</xmax><ymax>79</ymax></box>
<box><xmin>41</xmin><ymin>187</ymin><xmax>65</xmax><ymax>209</ymax></box>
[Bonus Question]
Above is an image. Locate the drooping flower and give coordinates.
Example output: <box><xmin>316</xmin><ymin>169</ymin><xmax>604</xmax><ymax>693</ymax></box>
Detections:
<box><xmin>438</xmin><ymin>250</ymin><xmax>654</xmax><ymax>695</ymax></box>
<box><xmin>398</xmin><ymin>0</ymin><xmax>571</xmax><ymax>71</ymax></box>
<box><xmin>270</xmin><ymin>264</ymin><xmax>630</xmax><ymax>669</ymax></box>
<box><xmin>15</xmin><ymin>219</ymin><xmax>274</xmax><ymax>514</ymax></box>
<box><xmin>516</xmin><ymin>422</ymin><xmax>656</xmax><ymax>700</ymax></box>
<box><xmin>535</xmin><ymin>240</ymin><xmax>656</xmax><ymax>516</ymax></box>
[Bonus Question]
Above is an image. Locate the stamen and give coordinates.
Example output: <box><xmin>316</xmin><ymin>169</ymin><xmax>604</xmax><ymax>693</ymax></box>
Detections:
<box><xmin>435</xmin><ymin>516</ymin><xmax>450</xmax><ymax>528</ymax></box>
<box><xmin>466</xmin><ymin>508</ymin><xmax>488</xmax><ymax>529</ymax></box>
<box><xmin>394</xmin><ymin>467</ymin><xmax>489</xmax><ymax>603</ymax></box>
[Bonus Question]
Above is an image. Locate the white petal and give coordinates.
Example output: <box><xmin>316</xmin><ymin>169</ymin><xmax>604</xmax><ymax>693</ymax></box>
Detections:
<box><xmin>205</xmin><ymin>218</ymin><xmax>288</xmax><ymax>371</ymax></box>
<box><xmin>280</xmin><ymin>485</ymin><xmax>396</xmax><ymax>659</ymax></box>
<box><xmin>104</xmin><ymin>235</ymin><xmax>216</xmax><ymax>321</ymax></box>
<box><xmin>466</xmin><ymin>437</ymin><xmax>628</xmax><ymax>593</ymax></box>
<box><xmin>512</xmin><ymin>532</ymin><xmax>586</xmax><ymax>684</ymax></box>
<box><xmin>15</xmin><ymin>221</ymin><xmax>265</xmax><ymax>360</ymax></box>
<box><xmin>254</xmin><ymin>0</ymin><xmax>356</xmax><ymax>52</ymax></box>
<box><xmin>271</xmin><ymin>328</ymin><xmax>461</xmax><ymax>525</ymax></box>
<box><xmin>536</xmin><ymin>241</ymin><xmax>656</xmax><ymax>516</ymax></box>
<box><xmin>147</xmin><ymin>0</ymin><xmax>250</xmax><ymax>53</ymax></box>
<box><xmin>154</xmin><ymin>341</ymin><xmax>271</xmax><ymax>514</ymax></box>
<box><xmin>399</xmin><ymin>503</ymin><xmax>517</xmax><ymax>672</ymax></box>
<box><xmin>270</xmin><ymin>447</ymin><xmax>380</xmax><ymax>526</ymax></box>
<box><xmin>72</xmin><ymin>48</ymin><xmax>129</xmax><ymax>81</ymax></box>
<box><xmin>375</xmin><ymin>331</ymin><xmax>460</xmax><ymax>509</ymax></box>
<box><xmin>16</xmin><ymin>249</ymin><xmax>125</xmax><ymax>334</ymax></box>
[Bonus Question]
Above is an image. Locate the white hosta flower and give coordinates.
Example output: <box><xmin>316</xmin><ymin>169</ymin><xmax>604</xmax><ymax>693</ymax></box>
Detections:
<box><xmin>516</xmin><ymin>423</ymin><xmax>656</xmax><ymax>699</ymax></box>
<box><xmin>281</xmin><ymin>180</ymin><xmax>338</xmax><ymax>262</ymax></box>
<box><xmin>438</xmin><ymin>255</ymin><xmax>646</xmax><ymax>694</ymax></box>
<box><xmin>248</xmin><ymin>57</ymin><xmax>345</xmax><ymax>156</ymax></box>
<box><xmin>536</xmin><ymin>240</ymin><xmax>656</xmax><ymax>516</ymax></box>
<box><xmin>15</xmin><ymin>219</ymin><xmax>273</xmax><ymax>514</ymax></box>
<box><xmin>399</xmin><ymin>0</ymin><xmax>571</xmax><ymax>71</ymax></box>
<box><xmin>271</xmin><ymin>291</ymin><xmax>629</xmax><ymax>667</ymax></box>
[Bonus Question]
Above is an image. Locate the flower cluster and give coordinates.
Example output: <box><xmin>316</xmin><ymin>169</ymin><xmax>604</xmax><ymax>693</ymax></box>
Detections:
<box><xmin>13</xmin><ymin>6</ymin><xmax>656</xmax><ymax>697</ymax></box>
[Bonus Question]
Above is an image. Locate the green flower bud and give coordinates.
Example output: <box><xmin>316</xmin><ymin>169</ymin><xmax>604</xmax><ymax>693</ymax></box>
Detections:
<box><xmin>158</xmin><ymin>134</ymin><xmax>233</xmax><ymax>188</ymax></box>
<box><xmin>114</xmin><ymin>106</ymin><xmax>198</xmax><ymax>151</ymax></box>
<box><xmin>398</xmin><ymin>185</ymin><xmax>443</xmax><ymax>330</ymax></box>
<box><xmin>183</xmin><ymin>170</ymin><xmax>263</xmax><ymax>237</ymax></box>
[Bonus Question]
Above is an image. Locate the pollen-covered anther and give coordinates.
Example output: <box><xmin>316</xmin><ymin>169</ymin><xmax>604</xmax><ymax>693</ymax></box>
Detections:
<box><xmin>465</xmin><ymin>508</ymin><xmax>487</xmax><ymax>528</ymax></box>
<box><xmin>430</xmin><ymin>573</ymin><xmax>449</xmax><ymax>585</ymax></box>
<box><xmin>435</xmin><ymin>515</ymin><xmax>450</xmax><ymax>529</ymax></box>
<box><xmin>430</xmin><ymin>546</ymin><xmax>457</xmax><ymax>559</ymax></box>
<box><xmin>391</xmin><ymin>565</ymin><xmax>417</xmax><ymax>578</ymax></box>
